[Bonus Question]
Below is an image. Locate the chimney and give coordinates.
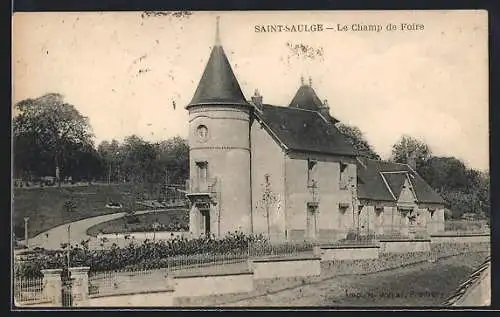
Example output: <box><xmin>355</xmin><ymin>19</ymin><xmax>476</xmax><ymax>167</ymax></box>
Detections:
<box><xmin>319</xmin><ymin>99</ymin><xmax>331</xmax><ymax>120</ymax></box>
<box><xmin>251</xmin><ymin>89</ymin><xmax>263</xmax><ymax>109</ymax></box>
<box><xmin>407</xmin><ymin>152</ymin><xmax>417</xmax><ymax>170</ymax></box>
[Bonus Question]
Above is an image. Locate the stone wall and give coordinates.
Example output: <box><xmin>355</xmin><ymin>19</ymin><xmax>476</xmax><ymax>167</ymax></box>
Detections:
<box><xmin>379</xmin><ymin>239</ymin><xmax>431</xmax><ymax>254</ymax></box>
<box><xmin>27</xmin><ymin>240</ymin><xmax>489</xmax><ymax>307</ymax></box>
<box><xmin>252</xmin><ymin>256</ymin><xmax>321</xmax><ymax>279</ymax></box>
<box><xmin>431</xmin><ymin>234</ymin><xmax>490</xmax><ymax>244</ymax></box>
<box><xmin>88</xmin><ymin>290</ymin><xmax>174</xmax><ymax>307</ymax></box>
<box><xmin>172</xmin><ymin>272</ymin><xmax>254</xmax><ymax>298</ymax></box>
<box><xmin>315</xmin><ymin>245</ymin><xmax>380</xmax><ymax>261</ymax></box>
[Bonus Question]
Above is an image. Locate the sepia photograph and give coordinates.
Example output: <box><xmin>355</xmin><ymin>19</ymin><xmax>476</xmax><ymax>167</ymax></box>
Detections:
<box><xmin>12</xmin><ymin>10</ymin><xmax>490</xmax><ymax>308</ymax></box>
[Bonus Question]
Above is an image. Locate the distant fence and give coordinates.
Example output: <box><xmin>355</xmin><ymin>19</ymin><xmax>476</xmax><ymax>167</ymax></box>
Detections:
<box><xmin>444</xmin><ymin>220</ymin><xmax>489</xmax><ymax>234</ymax></box>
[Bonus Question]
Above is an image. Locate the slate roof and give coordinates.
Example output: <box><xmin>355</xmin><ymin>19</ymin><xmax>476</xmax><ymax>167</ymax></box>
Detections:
<box><xmin>289</xmin><ymin>84</ymin><xmax>325</xmax><ymax>111</ymax></box>
<box><xmin>357</xmin><ymin>157</ymin><xmax>446</xmax><ymax>204</ymax></box>
<box><xmin>381</xmin><ymin>172</ymin><xmax>409</xmax><ymax>200</ymax></box>
<box><xmin>188</xmin><ymin>44</ymin><xmax>249</xmax><ymax>108</ymax></box>
<box><xmin>256</xmin><ymin>104</ymin><xmax>357</xmax><ymax>156</ymax></box>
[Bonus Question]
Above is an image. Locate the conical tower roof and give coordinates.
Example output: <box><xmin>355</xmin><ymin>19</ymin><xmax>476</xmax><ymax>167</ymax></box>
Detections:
<box><xmin>187</xmin><ymin>17</ymin><xmax>249</xmax><ymax>108</ymax></box>
<box><xmin>289</xmin><ymin>76</ymin><xmax>324</xmax><ymax>111</ymax></box>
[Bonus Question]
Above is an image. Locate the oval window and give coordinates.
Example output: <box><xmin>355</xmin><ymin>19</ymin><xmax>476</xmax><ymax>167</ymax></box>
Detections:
<box><xmin>196</xmin><ymin>125</ymin><xmax>209</xmax><ymax>142</ymax></box>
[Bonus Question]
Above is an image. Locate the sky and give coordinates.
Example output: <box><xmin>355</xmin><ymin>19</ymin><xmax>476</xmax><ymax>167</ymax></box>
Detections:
<box><xmin>12</xmin><ymin>10</ymin><xmax>488</xmax><ymax>171</ymax></box>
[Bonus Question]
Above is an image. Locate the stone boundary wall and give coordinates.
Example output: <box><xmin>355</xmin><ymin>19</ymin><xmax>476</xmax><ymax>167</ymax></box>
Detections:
<box><xmin>88</xmin><ymin>289</ymin><xmax>175</xmax><ymax>307</ymax></box>
<box><xmin>314</xmin><ymin>245</ymin><xmax>380</xmax><ymax>261</ymax></box>
<box><xmin>172</xmin><ymin>272</ymin><xmax>254</xmax><ymax>298</ymax></box>
<box><xmin>252</xmin><ymin>256</ymin><xmax>321</xmax><ymax>279</ymax></box>
<box><xmin>379</xmin><ymin>239</ymin><xmax>431</xmax><ymax>254</ymax></box>
<box><xmin>17</xmin><ymin>241</ymin><xmax>490</xmax><ymax>307</ymax></box>
<box><xmin>431</xmin><ymin>234</ymin><xmax>490</xmax><ymax>244</ymax></box>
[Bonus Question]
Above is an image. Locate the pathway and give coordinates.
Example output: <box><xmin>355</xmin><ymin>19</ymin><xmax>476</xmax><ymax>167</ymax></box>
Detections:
<box><xmin>29</xmin><ymin>209</ymin><xmax>168</xmax><ymax>250</ymax></box>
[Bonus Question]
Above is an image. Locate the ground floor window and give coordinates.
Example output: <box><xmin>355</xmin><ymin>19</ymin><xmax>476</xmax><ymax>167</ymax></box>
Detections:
<box><xmin>306</xmin><ymin>204</ymin><xmax>318</xmax><ymax>239</ymax></box>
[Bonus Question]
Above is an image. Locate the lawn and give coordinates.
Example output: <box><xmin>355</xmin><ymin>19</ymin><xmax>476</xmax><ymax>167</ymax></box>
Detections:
<box><xmin>86</xmin><ymin>209</ymin><xmax>189</xmax><ymax>236</ymax></box>
<box><xmin>12</xmin><ymin>183</ymin><xmax>148</xmax><ymax>238</ymax></box>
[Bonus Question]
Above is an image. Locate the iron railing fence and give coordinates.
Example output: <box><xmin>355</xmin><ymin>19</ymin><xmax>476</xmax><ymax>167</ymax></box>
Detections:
<box><xmin>14</xmin><ymin>277</ymin><xmax>49</xmax><ymax>305</ymax></box>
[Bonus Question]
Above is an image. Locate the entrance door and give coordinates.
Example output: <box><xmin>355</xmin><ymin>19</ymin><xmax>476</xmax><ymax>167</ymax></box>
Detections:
<box><xmin>306</xmin><ymin>205</ymin><xmax>318</xmax><ymax>239</ymax></box>
<box><xmin>200</xmin><ymin>209</ymin><xmax>211</xmax><ymax>236</ymax></box>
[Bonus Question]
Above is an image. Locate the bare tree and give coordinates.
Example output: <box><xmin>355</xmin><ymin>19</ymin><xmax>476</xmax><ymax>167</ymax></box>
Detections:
<box><xmin>259</xmin><ymin>174</ymin><xmax>280</xmax><ymax>239</ymax></box>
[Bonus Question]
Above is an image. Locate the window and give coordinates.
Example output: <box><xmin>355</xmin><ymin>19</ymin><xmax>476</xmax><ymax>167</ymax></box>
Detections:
<box><xmin>340</xmin><ymin>162</ymin><xmax>349</xmax><ymax>189</ymax></box>
<box><xmin>196</xmin><ymin>161</ymin><xmax>208</xmax><ymax>181</ymax></box>
<box><xmin>196</xmin><ymin>125</ymin><xmax>209</xmax><ymax>142</ymax></box>
<box><xmin>338</xmin><ymin>202</ymin><xmax>349</xmax><ymax>212</ymax></box>
<box><xmin>307</xmin><ymin>159</ymin><xmax>318</xmax><ymax>187</ymax></box>
<box><xmin>429</xmin><ymin>208</ymin><xmax>436</xmax><ymax>218</ymax></box>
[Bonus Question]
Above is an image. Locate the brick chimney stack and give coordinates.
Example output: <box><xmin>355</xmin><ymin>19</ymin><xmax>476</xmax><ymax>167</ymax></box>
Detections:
<box><xmin>407</xmin><ymin>151</ymin><xmax>417</xmax><ymax>170</ymax></box>
<box><xmin>319</xmin><ymin>99</ymin><xmax>331</xmax><ymax>120</ymax></box>
<box><xmin>251</xmin><ymin>89</ymin><xmax>263</xmax><ymax>109</ymax></box>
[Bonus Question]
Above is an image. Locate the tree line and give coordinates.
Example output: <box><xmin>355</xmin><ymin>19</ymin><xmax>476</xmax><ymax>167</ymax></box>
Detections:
<box><xmin>337</xmin><ymin>123</ymin><xmax>490</xmax><ymax>220</ymax></box>
<box><xmin>13</xmin><ymin>93</ymin><xmax>189</xmax><ymax>195</ymax></box>
<box><xmin>12</xmin><ymin>93</ymin><xmax>489</xmax><ymax>219</ymax></box>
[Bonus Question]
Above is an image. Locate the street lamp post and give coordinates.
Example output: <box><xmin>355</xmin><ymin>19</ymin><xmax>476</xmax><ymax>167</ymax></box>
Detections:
<box><xmin>108</xmin><ymin>164</ymin><xmax>111</xmax><ymax>184</ymax></box>
<box><xmin>67</xmin><ymin>224</ymin><xmax>71</xmax><ymax>269</ymax></box>
<box><xmin>108</xmin><ymin>151</ymin><xmax>120</xmax><ymax>184</ymax></box>
<box><xmin>152</xmin><ymin>221</ymin><xmax>160</xmax><ymax>242</ymax></box>
<box><xmin>24</xmin><ymin>217</ymin><xmax>29</xmax><ymax>248</ymax></box>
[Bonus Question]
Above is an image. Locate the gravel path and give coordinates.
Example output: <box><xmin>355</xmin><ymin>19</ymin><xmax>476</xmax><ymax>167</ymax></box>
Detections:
<box><xmin>29</xmin><ymin>209</ymin><xmax>166</xmax><ymax>250</ymax></box>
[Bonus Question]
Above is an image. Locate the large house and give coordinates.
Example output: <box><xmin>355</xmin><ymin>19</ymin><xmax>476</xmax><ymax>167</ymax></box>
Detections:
<box><xmin>185</xmin><ymin>18</ymin><xmax>446</xmax><ymax>241</ymax></box>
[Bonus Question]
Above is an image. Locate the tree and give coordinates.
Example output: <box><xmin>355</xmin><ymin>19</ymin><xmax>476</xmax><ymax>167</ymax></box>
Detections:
<box><xmin>259</xmin><ymin>174</ymin><xmax>280</xmax><ymax>239</ymax></box>
<box><xmin>158</xmin><ymin>136</ymin><xmax>189</xmax><ymax>185</ymax></box>
<box><xmin>417</xmin><ymin>157</ymin><xmax>468</xmax><ymax>192</ymax></box>
<box><xmin>13</xmin><ymin>93</ymin><xmax>94</xmax><ymax>186</ymax></box>
<box><xmin>335</xmin><ymin>123</ymin><xmax>381</xmax><ymax>160</ymax></box>
<box><xmin>98</xmin><ymin>139</ymin><xmax>122</xmax><ymax>183</ymax></box>
<box><xmin>417</xmin><ymin>156</ymin><xmax>490</xmax><ymax>219</ymax></box>
<box><xmin>390</xmin><ymin>135</ymin><xmax>431</xmax><ymax>169</ymax></box>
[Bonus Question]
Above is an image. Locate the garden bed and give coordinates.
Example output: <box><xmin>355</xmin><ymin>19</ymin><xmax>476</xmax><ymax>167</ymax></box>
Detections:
<box><xmin>86</xmin><ymin>209</ymin><xmax>189</xmax><ymax>236</ymax></box>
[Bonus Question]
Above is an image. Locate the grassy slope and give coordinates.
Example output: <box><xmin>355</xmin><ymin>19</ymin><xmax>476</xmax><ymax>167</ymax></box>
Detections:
<box><xmin>326</xmin><ymin>253</ymin><xmax>485</xmax><ymax>306</ymax></box>
<box><xmin>12</xmin><ymin>184</ymin><xmax>141</xmax><ymax>238</ymax></box>
<box><xmin>227</xmin><ymin>252</ymin><xmax>487</xmax><ymax>307</ymax></box>
<box><xmin>86</xmin><ymin>209</ymin><xmax>189</xmax><ymax>236</ymax></box>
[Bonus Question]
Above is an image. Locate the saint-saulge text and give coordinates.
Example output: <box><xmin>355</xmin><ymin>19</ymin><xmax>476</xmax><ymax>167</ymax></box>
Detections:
<box><xmin>254</xmin><ymin>23</ymin><xmax>424</xmax><ymax>33</ymax></box>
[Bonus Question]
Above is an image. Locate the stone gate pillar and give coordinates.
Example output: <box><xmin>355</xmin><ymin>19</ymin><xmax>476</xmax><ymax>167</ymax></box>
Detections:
<box><xmin>69</xmin><ymin>267</ymin><xmax>90</xmax><ymax>307</ymax></box>
<box><xmin>41</xmin><ymin>268</ymin><xmax>63</xmax><ymax>306</ymax></box>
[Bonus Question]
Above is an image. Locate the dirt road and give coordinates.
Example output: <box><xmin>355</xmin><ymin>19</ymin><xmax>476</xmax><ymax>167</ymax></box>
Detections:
<box><xmin>224</xmin><ymin>252</ymin><xmax>488</xmax><ymax>307</ymax></box>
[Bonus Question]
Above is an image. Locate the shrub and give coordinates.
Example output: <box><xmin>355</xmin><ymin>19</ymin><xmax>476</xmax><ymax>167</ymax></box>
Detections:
<box><xmin>125</xmin><ymin>215</ymin><xmax>140</xmax><ymax>224</ymax></box>
<box><xmin>14</xmin><ymin>232</ymin><xmax>267</xmax><ymax>278</ymax></box>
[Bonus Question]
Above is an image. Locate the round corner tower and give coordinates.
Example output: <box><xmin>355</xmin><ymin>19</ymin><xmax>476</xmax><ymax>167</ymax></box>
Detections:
<box><xmin>185</xmin><ymin>17</ymin><xmax>253</xmax><ymax>237</ymax></box>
